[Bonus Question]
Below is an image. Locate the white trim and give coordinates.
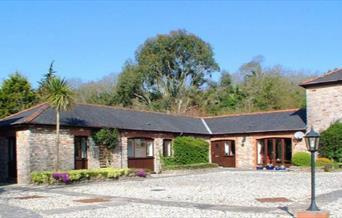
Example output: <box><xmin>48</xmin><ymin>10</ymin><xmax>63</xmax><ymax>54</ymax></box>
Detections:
<box><xmin>201</xmin><ymin>118</ymin><xmax>212</xmax><ymax>134</ymax></box>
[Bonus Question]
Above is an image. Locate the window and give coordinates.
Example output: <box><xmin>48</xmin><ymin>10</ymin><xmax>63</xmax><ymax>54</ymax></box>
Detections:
<box><xmin>257</xmin><ymin>138</ymin><xmax>292</xmax><ymax>165</ymax></box>
<box><xmin>128</xmin><ymin>141</ymin><xmax>134</xmax><ymax>158</ymax></box>
<box><xmin>147</xmin><ymin>141</ymin><xmax>153</xmax><ymax>157</ymax></box>
<box><xmin>224</xmin><ymin>143</ymin><xmax>230</xmax><ymax>156</ymax></box>
<box><xmin>127</xmin><ymin>138</ymin><xmax>154</xmax><ymax>158</ymax></box>
<box><xmin>81</xmin><ymin>137</ymin><xmax>87</xmax><ymax>159</ymax></box>
<box><xmin>224</xmin><ymin>141</ymin><xmax>235</xmax><ymax>156</ymax></box>
<box><xmin>163</xmin><ymin>139</ymin><xmax>172</xmax><ymax>157</ymax></box>
<box><xmin>75</xmin><ymin>136</ymin><xmax>88</xmax><ymax>159</ymax></box>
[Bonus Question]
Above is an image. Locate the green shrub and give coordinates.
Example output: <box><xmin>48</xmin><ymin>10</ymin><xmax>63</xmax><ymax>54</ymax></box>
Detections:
<box><xmin>316</xmin><ymin>157</ymin><xmax>333</xmax><ymax>167</ymax></box>
<box><xmin>31</xmin><ymin>171</ymin><xmax>53</xmax><ymax>184</ymax></box>
<box><xmin>323</xmin><ymin>164</ymin><xmax>334</xmax><ymax>172</ymax></box>
<box><xmin>31</xmin><ymin>168</ymin><xmax>132</xmax><ymax>184</ymax></box>
<box><xmin>92</xmin><ymin>128</ymin><xmax>119</xmax><ymax>149</ymax></box>
<box><xmin>162</xmin><ymin>136</ymin><xmax>209</xmax><ymax>167</ymax></box>
<box><xmin>163</xmin><ymin>163</ymin><xmax>218</xmax><ymax>170</ymax></box>
<box><xmin>319</xmin><ymin>122</ymin><xmax>342</xmax><ymax>162</ymax></box>
<box><xmin>292</xmin><ymin>152</ymin><xmax>311</xmax><ymax>166</ymax></box>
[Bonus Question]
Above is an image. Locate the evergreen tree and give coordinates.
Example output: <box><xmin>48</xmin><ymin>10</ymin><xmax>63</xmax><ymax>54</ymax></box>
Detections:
<box><xmin>0</xmin><ymin>72</ymin><xmax>37</xmax><ymax>118</ymax></box>
<box><xmin>37</xmin><ymin>61</ymin><xmax>56</xmax><ymax>100</ymax></box>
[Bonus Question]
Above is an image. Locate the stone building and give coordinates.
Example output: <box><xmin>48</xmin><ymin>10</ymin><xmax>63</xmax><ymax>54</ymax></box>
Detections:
<box><xmin>300</xmin><ymin>68</ymin><xmax>342</xmax><ymax>132</ymax></box>
<box><xmin>0</xmin><ymin>69</ymin><xmax>341</xmax><ymax>184</ymax></box>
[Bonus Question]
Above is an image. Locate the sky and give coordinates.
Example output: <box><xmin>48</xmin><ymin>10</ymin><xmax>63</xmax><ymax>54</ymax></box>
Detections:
<box><xmin>0</xmin><ymin>1</ymin><xmax>341</xmax><ymax>87</ymax></box>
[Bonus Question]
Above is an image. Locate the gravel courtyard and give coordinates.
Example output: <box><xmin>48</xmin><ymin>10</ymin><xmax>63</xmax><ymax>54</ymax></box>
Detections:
<box><xmin>0</xmin><ymin>169</ymin><xmax>341</xmax><ymax>218</ymax></box>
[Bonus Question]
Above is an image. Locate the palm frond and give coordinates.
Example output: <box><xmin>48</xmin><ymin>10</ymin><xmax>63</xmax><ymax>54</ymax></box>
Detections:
<box><xmin>45</xmin><ymin>77</ymin><xmax>74</xmax><ymax>111</ymax></box>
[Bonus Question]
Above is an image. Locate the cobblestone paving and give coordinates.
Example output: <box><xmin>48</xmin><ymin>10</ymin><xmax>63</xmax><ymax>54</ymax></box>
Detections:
<box><xmin>0</xmin><ymin>169</ymin><xmax>341</xmax><ymax>217</ymax></box>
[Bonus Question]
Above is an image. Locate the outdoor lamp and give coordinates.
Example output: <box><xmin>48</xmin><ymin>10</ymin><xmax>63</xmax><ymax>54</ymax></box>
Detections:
<box><xmin>304</xmin><ymin>127</ymin><xmax>320</xmax><ymax>211</ymax></box>
<box><xmin>304</xmin><ymin>128</ymin><xmax>320</xmax><ymax>152</ymax></box>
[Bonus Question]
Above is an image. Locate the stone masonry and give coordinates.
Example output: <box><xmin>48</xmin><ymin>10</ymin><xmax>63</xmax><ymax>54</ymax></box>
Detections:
<box><xmin>15</xmin><ymin>127</ymin><xmax>104</xmax><ymax>184</ymax></box>
<box><xmin>16</xmin><ymin>130</ymin><xmax>31</xmax><ymax>184</ymax></box>
<box><xmin>29</xmin><ymin>127</ymin><xmax>74</xmax><ymax>172</ymax></box>
<box><xmin>306</xmin><ymin>84</ymin><xmax>342</xmax><ymax>132</ymax></box>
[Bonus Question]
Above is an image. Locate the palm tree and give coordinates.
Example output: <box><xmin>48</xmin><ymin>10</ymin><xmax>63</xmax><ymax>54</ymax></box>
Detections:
<box><xmin>45</xmin><ymin>77</ymin><xmax>74</xmax><ymax>171</ymax></box>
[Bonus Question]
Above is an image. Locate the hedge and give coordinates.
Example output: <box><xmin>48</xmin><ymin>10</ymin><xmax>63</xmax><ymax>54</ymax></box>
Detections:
<box><xmin>292</xmin><ymin>152</ymin><xmax>311</xmax><ymax>166</ymax></box>
<box><xmin>316</xmin><ymin>157</ymin><xmax>333</xmax><ymax>167</ymax></box>
<box><xmin>162</xmin><ymin>163</ymin><xmax>218</xmax><ymax>170</ymax></box>
<box><xmin>162</xmin><ymin>136</ymin><xmax>209</xmax><ymax>166</ymax></box>
<box><xmin>319</xmin><ymin>122</ymin><xmax>342</xmax><ymax>162</ymax></box>
<box><xmin>31</xmin><ymin>168</ymin><xmax>134</xmax><ymax>184</ymax></box>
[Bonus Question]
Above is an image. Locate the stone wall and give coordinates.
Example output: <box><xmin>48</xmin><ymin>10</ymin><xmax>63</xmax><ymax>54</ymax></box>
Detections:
<box><xmin>306</xmin><ymin>84</ymin><xmax>342</xmax><ymax>132</ymax></box>
<box><xmin>87</xmin><ymin>137</ymin><xmax>100</xmax><ymax>169</ymax></box>
<box><xmin>29</xmin><ymin>127</ymin><xmax>74</xmax><ymax>172</ymax></box>
<box><xmin>0</xmin><ymin>137</ymin><xmax>8</xmax><ymax>182</ymax></box>
<box><xmin>17</xmin><ymin>130</ymin><xmax>31</xmax><ymax>184</ymax></box>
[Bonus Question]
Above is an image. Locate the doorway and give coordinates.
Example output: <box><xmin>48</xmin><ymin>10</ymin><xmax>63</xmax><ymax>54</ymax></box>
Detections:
<box><xmin>211</xmin><ymin>140</ymin><xmax>235</xmax><ymax>167</ymax></box>
<box><xmin>257</xmin><ymin>138</ymin><xmax>292</xmax><ymax>166</ymax></box>
<box><xmin>7</xmin><ymin>137</ymin><xmax>17</xmax><ymax>182</ymax></box>
<box><xmin>74</xmin><ymin>136</ymin><xmax>88</xmax><ymax>169</ymax></box>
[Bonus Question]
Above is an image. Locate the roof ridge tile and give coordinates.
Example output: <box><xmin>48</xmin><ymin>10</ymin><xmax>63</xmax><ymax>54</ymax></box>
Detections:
<box><xmin>202</xmin><ymin>108</ymin><xmax>301</xmax><ymax>119</ymax></box>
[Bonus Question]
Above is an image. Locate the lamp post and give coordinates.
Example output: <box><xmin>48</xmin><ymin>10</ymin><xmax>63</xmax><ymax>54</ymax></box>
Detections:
<box><xmin>304</xmin><ymin>127</ymin><xmax>320</xmax><ymax>211</ymax></box>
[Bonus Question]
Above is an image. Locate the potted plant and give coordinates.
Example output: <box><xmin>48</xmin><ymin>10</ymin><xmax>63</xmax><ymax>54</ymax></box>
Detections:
<box><xmin>256</xmin><ymin>165</ymin><xmax>264</xmax><ymax>170</ymax></box>
<box><xmin>266</xmin><ymin>163</ymin><xmax>274</xmax><ymax>170</ymax></box>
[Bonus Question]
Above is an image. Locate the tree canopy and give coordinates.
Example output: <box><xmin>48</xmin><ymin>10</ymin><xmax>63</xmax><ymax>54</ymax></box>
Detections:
<box><xmin>0</xmin><ymin>72</ymin><xmax>37</xmax><ymax>118</ymax></box>
<box><xmin>116</xmin><ymin>30</ymin><xmax>220</xmax><ymax>113</ymax></box>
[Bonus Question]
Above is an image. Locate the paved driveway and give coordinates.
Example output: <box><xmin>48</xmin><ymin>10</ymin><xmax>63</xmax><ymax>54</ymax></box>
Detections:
<box><xmin>0</xmin><ymin>169</ymin><xmax>341</xmax><ymax>217</ymax></box>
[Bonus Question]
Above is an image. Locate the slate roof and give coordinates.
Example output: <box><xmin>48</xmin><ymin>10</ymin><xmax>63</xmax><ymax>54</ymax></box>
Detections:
<box><xmin>203</xmin><ymin>109</ymin><xmax>306</xmax><ymax>134</ymax></box>
<box><xmin>0</xmin><ymin>103</ymin><xmax>307</xmax><ymax>135</ymax></box>
<box><xmin>0</xmin><ymin>104</ymin><xmax>209</xmax><ymax>135</ymax></box>
<box><xmin>300</xmin><ymin>68</ymin><xmax>342</xmax><ymax>87</ymax></box>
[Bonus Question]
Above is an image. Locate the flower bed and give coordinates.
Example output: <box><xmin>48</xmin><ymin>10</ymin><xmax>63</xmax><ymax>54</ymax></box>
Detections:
<box><xmin>31</xmin><ymin>168</ymin><xmax>146</xmax><ymax>185</ymax></box>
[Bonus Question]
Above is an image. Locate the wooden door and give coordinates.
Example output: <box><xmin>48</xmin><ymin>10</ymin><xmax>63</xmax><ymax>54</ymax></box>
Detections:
<box><xmin>211</xmin><ymin>141</ymin><xmax>222</xmax><ymax>166</ymax></box>
<box><xmin>8</xmin><ymin>137</ymin><xmax>17</xmax><ymax>181</ymax></box>
<box><xmin>74</xmin><ymin>136</ymin><xmax>88</xmax><ymax>169</ymax></box>
<box><xmin>211</xmin><ymin>141</ymin><xmax>235</xmax><ymax>167</ymax></box>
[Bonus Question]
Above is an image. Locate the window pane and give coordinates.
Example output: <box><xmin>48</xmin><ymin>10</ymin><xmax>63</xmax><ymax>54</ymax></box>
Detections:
<box><xmin>81</xmin><ymin>138</ymin><xmax>87</xmax><ymax>159</ymax></box>
<box><xmin>267</xmin><ymin>139</ymin><xmax>273</xmax><ymax>164</ymax></box>
<box><xmin>276</xmin><ymin>139</ymin><xmax>282</xmax><ymax>163</ymax></box>
<box><xmin>231</xmin><ymin>142</ymin><xmax>235</xmax><ymax>155</ymax></box>
<box><xmin>163</xmin><ymin>140</ymin><xmax>172</xmax><ymax>157</ymax></box>
<box><xmin>285</xmin><ymin>138</ymin><xmax>292</xmax><ymax>162</ymax></box>
<box><xmin>147</xmin><ymin>141</ymin><xmax>153</xmax><ymax>157</ymax></box>
<box><xmin>135</xmin><ymin>139</ymin><xmax>146</xmax><ymax>157</ymax></box>
<box><xmin>257</xmin><ymin>140</ymin><xmax>264</xmax><ymax>165</ymax></box>
<box><xmin>128</xmin><ymin>139</ymin><xmax>134</xmax><ymax>158</ymax></box>
<box><xmin>224</xmin><ymin>142</ymin><xmax>230</xmax><ymax>156</ymax></box>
